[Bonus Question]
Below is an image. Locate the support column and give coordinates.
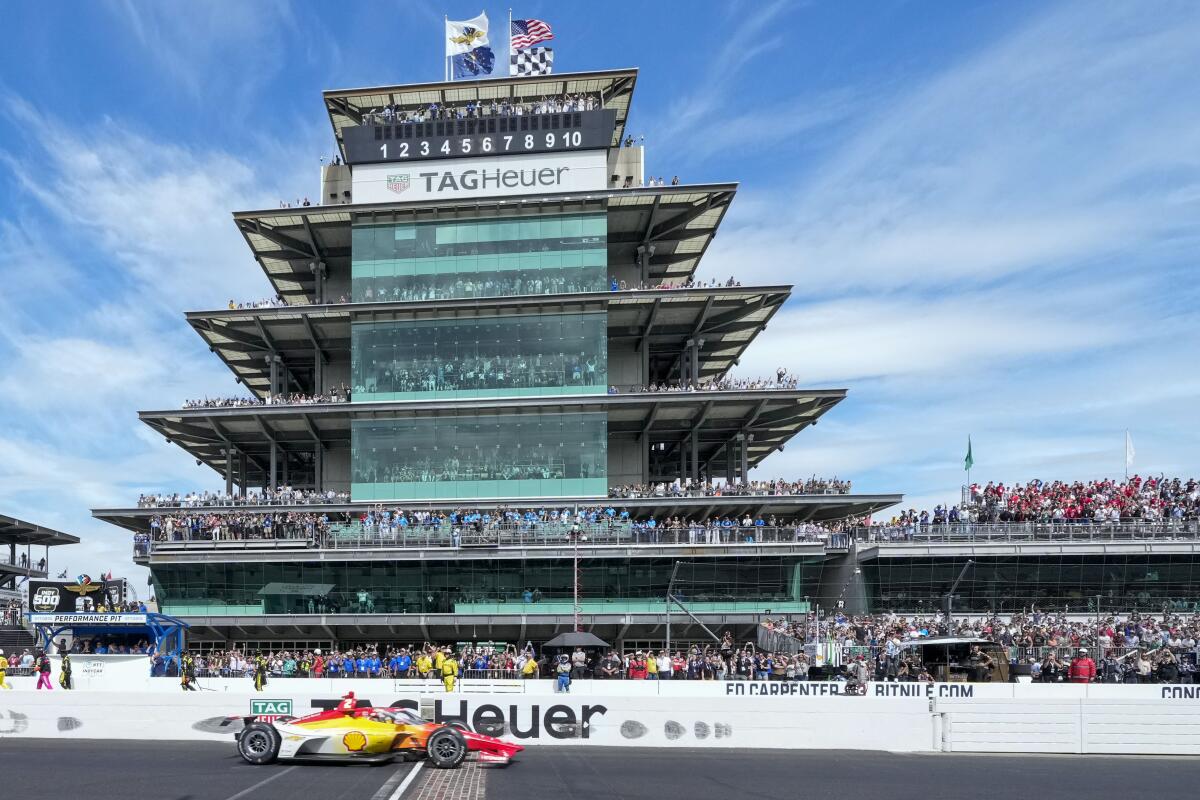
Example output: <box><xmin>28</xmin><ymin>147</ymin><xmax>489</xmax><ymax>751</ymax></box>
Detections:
<box><xmin>690</xmin><ymin>429</ymin><xmax>699</xmax><ymax>484</ymax></box>
<box><xmin>725</xmin><ymin>440</ymin><xmax>734</xmax><ymax>483</ymax></box>
<box><xmin>689</xmin><ymin>338</ymin><xmax>700</xmax><ymax>387</ymax></box>
<box><xmin>269</xmin><ymin>443</ymin><xmax>278</xmax><ymax>491</ymax></box>
<box><xmin>268</xmin><ymin>355</ymin><xmax>280</xmax><ymax>399</ymax></box>
<box><xmin>314</xmin><ymin>446</ymin><xmax>324</xmax><ymax>493</ymax></box>
<box><xmin>739</xmin><ymin>434</ymin><xmax>750</xmax><ymax>483</ymax></box>
<box><xmin>224</xmin><ymin>448</ymin><xmax>233</xmax><ymax>496</ymax></box>
<box><xmin>678</xmin><ymin>437</ymin><xmax>687</xmax><ymax>483</ymax></box>
<box><xmin>281</xmin><ymin>450</ymin><xmax>289</xmax><ymax>486</ymax></box>
<box><xmin>639</xmin><ymin>435</ymin><xmax>649</xmax><ymax>485</ymax></box>
<box><xmin>238</xmin><ymin>452</ymin><xmax>247</xmax><ymax>495</ymax></box>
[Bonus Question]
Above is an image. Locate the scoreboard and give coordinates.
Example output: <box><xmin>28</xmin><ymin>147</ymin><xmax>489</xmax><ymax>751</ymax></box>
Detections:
<box><xmin>342</xmin><ymin>109</ymin><xmax>617</xmax><ymax>165</ymax></box>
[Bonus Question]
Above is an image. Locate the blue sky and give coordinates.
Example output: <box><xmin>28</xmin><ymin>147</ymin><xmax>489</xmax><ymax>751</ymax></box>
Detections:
<box><xmin>1</xmin><ymin>0</ymin><xmax>1198</xmax><ymax>586</ymax></box>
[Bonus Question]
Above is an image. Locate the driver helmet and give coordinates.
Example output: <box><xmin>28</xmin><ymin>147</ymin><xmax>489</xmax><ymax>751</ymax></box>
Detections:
<box><xmin>1078</xmin><ymin>648</ymin><xmax>1087</xmax><ymax>655</ymax></box>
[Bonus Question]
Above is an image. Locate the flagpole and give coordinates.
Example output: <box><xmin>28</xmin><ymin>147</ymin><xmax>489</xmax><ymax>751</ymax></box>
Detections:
<box><xmin>444</xmin><ymin>15</ymin><xmax>450</xmax><ymax>82</ymax></box>
<box><xmin>508</xmin><ymin>8</ymin><xmax>513</xmax><ymax>77</ymax></box>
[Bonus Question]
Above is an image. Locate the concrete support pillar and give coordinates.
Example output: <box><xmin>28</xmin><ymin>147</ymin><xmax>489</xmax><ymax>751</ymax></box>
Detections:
<box><xmin>268</xmin><ymin>356</ymin><xmax>279</xmax><ymax>399</ymax></box>
<box><xmin>224</xmin><ymin>449</ymin><xmax>233</xmax><ymax>496</ymax></box>
<box><xmin>690</xmin><ymin>430</ymin><xmax>699</xmax><ymax>484</ymax></box>
<box><xmin>314</xmin><ymin>446</ymin><xmax>324</xmax><ymax>493</ymax></box>
<box><xmin>739</xmin><ymin>434</ymin><xmax>751</xmax><ymax>483</ymax></box>
<box><xmin>725</xmin><ymin>440</ymin><xmax>734</xmax><ymax>484</ymax></box>
<box><xmin>678</xmin><ymin>437</ymin><xmax>687</xmax><ymax>483</ymax></box>
<box><xmin>689</xmin><ymin>339</ymin><xmax>700</xmax><ymax>387</ymax></box>
<box><xmin>281</xmin><ymin>450</ymin><xmax>289</xmax><ymax>486</ymax></box>
<box><xmin>238</xmin><ymin>452</ymin><xmax>247</xmax><ymax>495</ymax></box>
<box><xmin>639</xmin><ymin>435</ymin><xmax>649</xmax><ymax>485</ymax></box>
<box><xmin>269</xmin><ymin>443</ymin><xmax>278</xmax><ymax>492</ymax></box>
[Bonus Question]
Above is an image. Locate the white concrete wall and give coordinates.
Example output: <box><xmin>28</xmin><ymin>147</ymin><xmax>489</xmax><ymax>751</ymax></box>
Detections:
<box><xmin>5</xmin><ymin>672</ymin><xmax>1199</xmax><ymax>755</ymax></box>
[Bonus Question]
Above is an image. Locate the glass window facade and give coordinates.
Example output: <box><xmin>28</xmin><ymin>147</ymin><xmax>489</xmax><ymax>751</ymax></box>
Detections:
<box><xmin>351</xmin><ymin>411</ymin><xmax>607</xmax><ymax>500</ymax></box>
<box><xmin>352</xmin><ymin>213</ymin><xmax>607</xmax><ymax>303</ymax></box>
<box><xmin>351</xmin><ymin>312</ymin><xmax>607</xmax><ymax>401</ymax></box>
<box><xmin>863</xmin><ymin>555</ymin><xmax>1200</xmax><ymax>614</ymax></box>
<box><xmin>151</xmin><ymin>557</ymin><xmax>822</xmax><ymax>617</ymax></box>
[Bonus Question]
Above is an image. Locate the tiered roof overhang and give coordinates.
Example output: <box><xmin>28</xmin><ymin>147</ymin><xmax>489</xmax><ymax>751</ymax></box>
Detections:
<box><xmin>233</xmin><ymin>184</ymin><xmax>736</xmax><ymax>304</ymax></box>
<box><xmin>188</xmin><ymin>285</ymin><xmax>788</xmax><ymax>397</ymax></box>
<box><xmin>324</xmin><ymin>69</ymin><xmax>638</xmax><ymax>156</ymax></box>
<box><xmin>136</xmin><ymin>389</ymin><xmax>843</xmax><ymax>488</ymax></box>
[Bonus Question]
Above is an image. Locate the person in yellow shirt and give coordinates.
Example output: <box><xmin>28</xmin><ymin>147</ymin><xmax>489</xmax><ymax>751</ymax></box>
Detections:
<box><xmin>521</xmin><ymin>655</ymin><xmax>539</xmax><ymax>679</ymax></box>
<box><xmin>416</xmin><ymin>652</ymin><xmax>433</xmax><ymax>678</ymax></box>
<box><xmin>0</xmin><ymin>649</ymin><xmax>10</xmax><ymax>690</ymax></box>
<box><xmin>646</xmin><ymin>652</ymin><xmax>658</xmax><ymax>680</ymax></box>
<box><xmin>441</xmin><ymin>652</ymin><xmax>459</xmax><ymax>693</ymax></box>
<box><xmin>433</xmin><ymin>647</ymin><xmax>446</xmax><ymax>672</ymax></box>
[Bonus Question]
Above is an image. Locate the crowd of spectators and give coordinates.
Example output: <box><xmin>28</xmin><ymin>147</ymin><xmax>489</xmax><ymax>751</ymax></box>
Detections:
<box><xmin>354</xmin><ymin>354</ymin><xmax>603</xmax><ymax>396</ymax></box>
<box><xmin>965</xmin><ymin>476</ymin><xmax>1200</xmax><ymax>523</ymax></box>
<box><xmin>363</xmin><ymin>93</ymin><xmax>601</xmax><ymax>125</ymax></box>
<box><xmin>608</xmin><ymin>477</ymin><xmax>852</xmax><ymax>498</ymax></box>
<box><xmin>763</xmin><ymin>609</ymin><xmax>1200</xmax><ymax>683</ymax></box>
<box><xmin>182</xmin><ymin>386</ymin><xmax>351</xmax><ymax>408</ymax></box>
<box><xmin>135</xmin><ymin>502</ymin><xmax>858</xmax><ymax>551</ymax></box>
<box><xmin>358</xmin><ymin>272</ymin><xmax>606</xmax><ymax>303</ymax></box>
<box><xmin>609</xmin><ymin>371</ymin><xmax>801</xmax><ymax>394</ymax></box>
<box><xmin>227</xmin><ymin>296</ymin><xmax>289</xmax><ymax>310</ymax></box>
<box><xmin>145</xmin><ymin>511</ymin><xmax>330</xmax><ymax>546</ymax></box>
<box><xmin>137</xmin><ymin>488</ymin><xmax>350</xmax><ymax>509</ymax></box>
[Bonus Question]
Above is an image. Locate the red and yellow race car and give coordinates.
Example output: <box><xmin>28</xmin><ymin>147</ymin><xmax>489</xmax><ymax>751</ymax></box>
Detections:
<box><xmin>236</xmin><ymin>692</ymin><xmax>522</xmax><ymax>768</ymax></box>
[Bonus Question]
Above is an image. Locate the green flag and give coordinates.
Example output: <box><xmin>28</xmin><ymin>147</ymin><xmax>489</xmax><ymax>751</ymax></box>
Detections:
<box><xmin>964</xmin><ymin>437</ymin><xmax>974</xmax><ymax>471</ymax></box>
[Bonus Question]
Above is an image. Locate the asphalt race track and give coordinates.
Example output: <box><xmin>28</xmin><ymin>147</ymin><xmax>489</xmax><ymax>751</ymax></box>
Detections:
<box><xmin>488</xmin><ymin>747</ymin><xmax>1200</xmax><ymax>800</ymax></box>
<box><xmin>0</xmin><ymin>740</ymin><xmax>417</xmax><ymax>800</ymax></box>
<box><xmin>4</xmin><ymin>741</ymin><xmax>1200</xmax><ymax>800</ymax></box>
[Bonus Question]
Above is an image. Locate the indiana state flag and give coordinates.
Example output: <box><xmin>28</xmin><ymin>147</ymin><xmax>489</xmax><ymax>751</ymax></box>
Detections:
<box><xmin>446</xmin><ymin>11</ymin><xmax>490</xmax><ymax>56</ymax></box>
<box><xmin>453</xmin><ymin>45</ymin><xmax>495</xmax><ymax>78</ymax></box>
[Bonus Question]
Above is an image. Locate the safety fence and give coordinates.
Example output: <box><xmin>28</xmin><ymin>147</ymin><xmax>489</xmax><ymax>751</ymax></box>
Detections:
<box><xmin>856</xmin><ymin>520</ymin><xmax>1200</xmax><ymax>544</ymax></box>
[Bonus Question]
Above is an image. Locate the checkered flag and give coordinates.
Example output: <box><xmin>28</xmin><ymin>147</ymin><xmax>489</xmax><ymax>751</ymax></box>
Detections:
<box><xmin>510</xmin><ymin>47</ymin><xmax>554</xmax><ymax>76</ymax></box>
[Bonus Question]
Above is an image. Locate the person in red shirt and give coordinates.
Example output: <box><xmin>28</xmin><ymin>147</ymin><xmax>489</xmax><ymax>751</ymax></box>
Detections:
<box><xmin>1069</xmin><ymin>648</ymin><xmax>1097</xmax><ymax>683</ymax></box>
<box><xmin>628</xmin><ymin>651</ymin><xmax>648</xmax><ymax>679</ymax></box>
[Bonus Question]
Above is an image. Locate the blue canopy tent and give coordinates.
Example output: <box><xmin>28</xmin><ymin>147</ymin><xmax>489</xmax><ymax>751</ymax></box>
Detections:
<box><xmin>26</xmin><ymin>611</ymin><xmax>190</xmax><ymax>673</ymax></box>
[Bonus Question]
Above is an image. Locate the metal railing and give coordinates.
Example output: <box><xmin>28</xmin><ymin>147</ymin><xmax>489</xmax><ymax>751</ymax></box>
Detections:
<box><xmin>135</xmin><ymin>524</ymin><xmax>832</xmax><ymax>556</ymax></box>
<box><xmin>856</xmin><ymin>520</ymin><xmax>1200</xmax><ymax>544</ymax></box>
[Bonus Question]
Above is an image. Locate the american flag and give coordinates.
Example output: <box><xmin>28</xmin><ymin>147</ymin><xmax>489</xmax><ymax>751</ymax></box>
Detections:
<box><xmin>510</xmin><ymin>18</ymin><xmax>553</xmax><ymax>51</ymax></box>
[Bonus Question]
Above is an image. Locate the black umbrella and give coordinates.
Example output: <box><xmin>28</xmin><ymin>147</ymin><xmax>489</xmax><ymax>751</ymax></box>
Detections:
<box><xmin>542</xmin><ymin>631</ymin><xmax>611</xmax><ymax>649</ymax></box>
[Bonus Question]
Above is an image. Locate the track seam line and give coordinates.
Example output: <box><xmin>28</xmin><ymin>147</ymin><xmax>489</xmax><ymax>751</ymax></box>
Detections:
<box><xmin>222</xmin><ymin>765</ymin><xmax>297</xmax><ymax>800</ymax></box>
<box><xmin>388</xmin><ymin>761</ymin><xmax>425</xmax><ymax>800</ymax></box>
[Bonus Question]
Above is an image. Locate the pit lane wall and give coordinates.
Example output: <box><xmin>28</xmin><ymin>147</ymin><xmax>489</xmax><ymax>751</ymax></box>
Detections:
<box><xmin>4</xmin><ymin>672</ymin><xmax>1200</xmax><ymax>753</ymax></box>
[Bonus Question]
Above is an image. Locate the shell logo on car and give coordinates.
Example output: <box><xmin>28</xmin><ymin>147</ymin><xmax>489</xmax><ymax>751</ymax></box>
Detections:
<box><xmin>342</xmin><ymin>731</ymin><xmax>368</xmax><ymax>752</ymax></box>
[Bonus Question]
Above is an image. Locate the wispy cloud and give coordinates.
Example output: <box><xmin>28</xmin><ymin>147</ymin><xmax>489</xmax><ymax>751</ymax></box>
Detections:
<box><xmin>724</xmin><ymin>1</ymin><xmax>1200</xmax><ymax>508</ymax></box>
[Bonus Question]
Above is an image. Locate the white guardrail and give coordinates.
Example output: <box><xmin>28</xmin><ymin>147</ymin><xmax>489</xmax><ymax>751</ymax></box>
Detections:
<box><xmin>2</xmin><ymin>662</ymin><xmax>1200</xmax><ymax>754</ymax></box>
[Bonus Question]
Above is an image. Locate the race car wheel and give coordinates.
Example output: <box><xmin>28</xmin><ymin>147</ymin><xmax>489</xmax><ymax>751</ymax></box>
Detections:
<box><xmin>238</xmin><ymin>722</ymin><xmax>281</xmax><ymax>765</ymax></box>
<box><xmin>426</xmin><ymin>727</ymin><xmax>467</xmax><ymax>769</ymax></box>
<box><xmin>446</xmin><ymin>720</ymin><xmax>472</xmax><ymax>733</ymax></box>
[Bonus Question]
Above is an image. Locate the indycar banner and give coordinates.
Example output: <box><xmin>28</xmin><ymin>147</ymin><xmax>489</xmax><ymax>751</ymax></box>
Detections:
<box><xmin>27</xmin><ymin>576</ymin><xmax>126</xmax><ymax>613</ymax></box>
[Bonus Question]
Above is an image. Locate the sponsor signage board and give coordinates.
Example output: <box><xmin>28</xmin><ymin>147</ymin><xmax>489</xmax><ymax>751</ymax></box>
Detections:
<box><xmin>351</xmin><ymin>150</ymin><xmax>608</xmax><ymax>204</ymax></box>
<box><xmin>28</xmin><ymin>613</ymin><xmax>148</xmax><ymax>625</ymax></box>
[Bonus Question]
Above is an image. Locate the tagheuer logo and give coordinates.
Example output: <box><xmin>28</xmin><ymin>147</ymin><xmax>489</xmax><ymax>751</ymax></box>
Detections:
<box><xmin>387</xmin><ymin>174</ymin><xmax>410</xmax><ymax>194</ymax></box>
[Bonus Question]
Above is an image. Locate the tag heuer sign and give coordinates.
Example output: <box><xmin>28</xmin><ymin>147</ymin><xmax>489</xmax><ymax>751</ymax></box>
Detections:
<box><xmin>386</xmin><ymin>174</ymin><xmax>410</xmax><ymax>194</ymax></box>
<box><xmin>32</xmin><ymin>587</ymin><xmax>60</xmax><ymax>612</ymax></box>
<box><xmin>251</xmin><ymin>699</ymin><xmax>292</xmax><ymax>720</ymax></box>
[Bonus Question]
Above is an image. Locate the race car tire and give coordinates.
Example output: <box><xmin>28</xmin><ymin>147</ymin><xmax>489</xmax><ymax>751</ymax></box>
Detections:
<box><xmin>445</xmin><ymin>720</ymin><xmax>472</xmax><ymax>733</ymax></box>
<box><xmin>238</xmin><ymin>721</ymin><xmax>281</xmax><ymax>765</ymax></box>
<box><xmin>426</xmin><ymin>727</ymin><xmax>468</xmax><ymax>769</ymax></box>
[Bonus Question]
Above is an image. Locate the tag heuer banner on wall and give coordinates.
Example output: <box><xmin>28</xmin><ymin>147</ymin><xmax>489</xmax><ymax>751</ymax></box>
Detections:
<box><xmin>28</xmin><ymin>576</ymin><xmax>126</xmax><ymax>613</ymax></box>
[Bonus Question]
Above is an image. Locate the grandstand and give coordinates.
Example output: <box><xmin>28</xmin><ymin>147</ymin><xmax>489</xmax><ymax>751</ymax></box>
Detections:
<box><xmin>91</xmin><ymin>67</ymin><xmax>905</xmax><ymax>648</ymax></box>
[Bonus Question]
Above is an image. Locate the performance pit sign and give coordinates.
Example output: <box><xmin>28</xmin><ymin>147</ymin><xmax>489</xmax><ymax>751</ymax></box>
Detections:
<box><xmin>28</xmin><ymin>613</ymin><xmax>147</xmax><ymax>625</ymax></box>
<box><xmin>351</xmin><ymin>150</ymin><xmax>608</xmax><ymax>204</ymax></box>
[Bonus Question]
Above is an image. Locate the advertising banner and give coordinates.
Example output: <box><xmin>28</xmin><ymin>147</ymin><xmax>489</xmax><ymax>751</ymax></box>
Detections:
<box><xmin>351</xmin><ymin>149</ymin><xmax>608</xmax><ymax>204</ymax></box>
<box><xmin>27</xmin><ymin>577</ymin><xmax>125</xmax><ymax>613</ymax></box>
